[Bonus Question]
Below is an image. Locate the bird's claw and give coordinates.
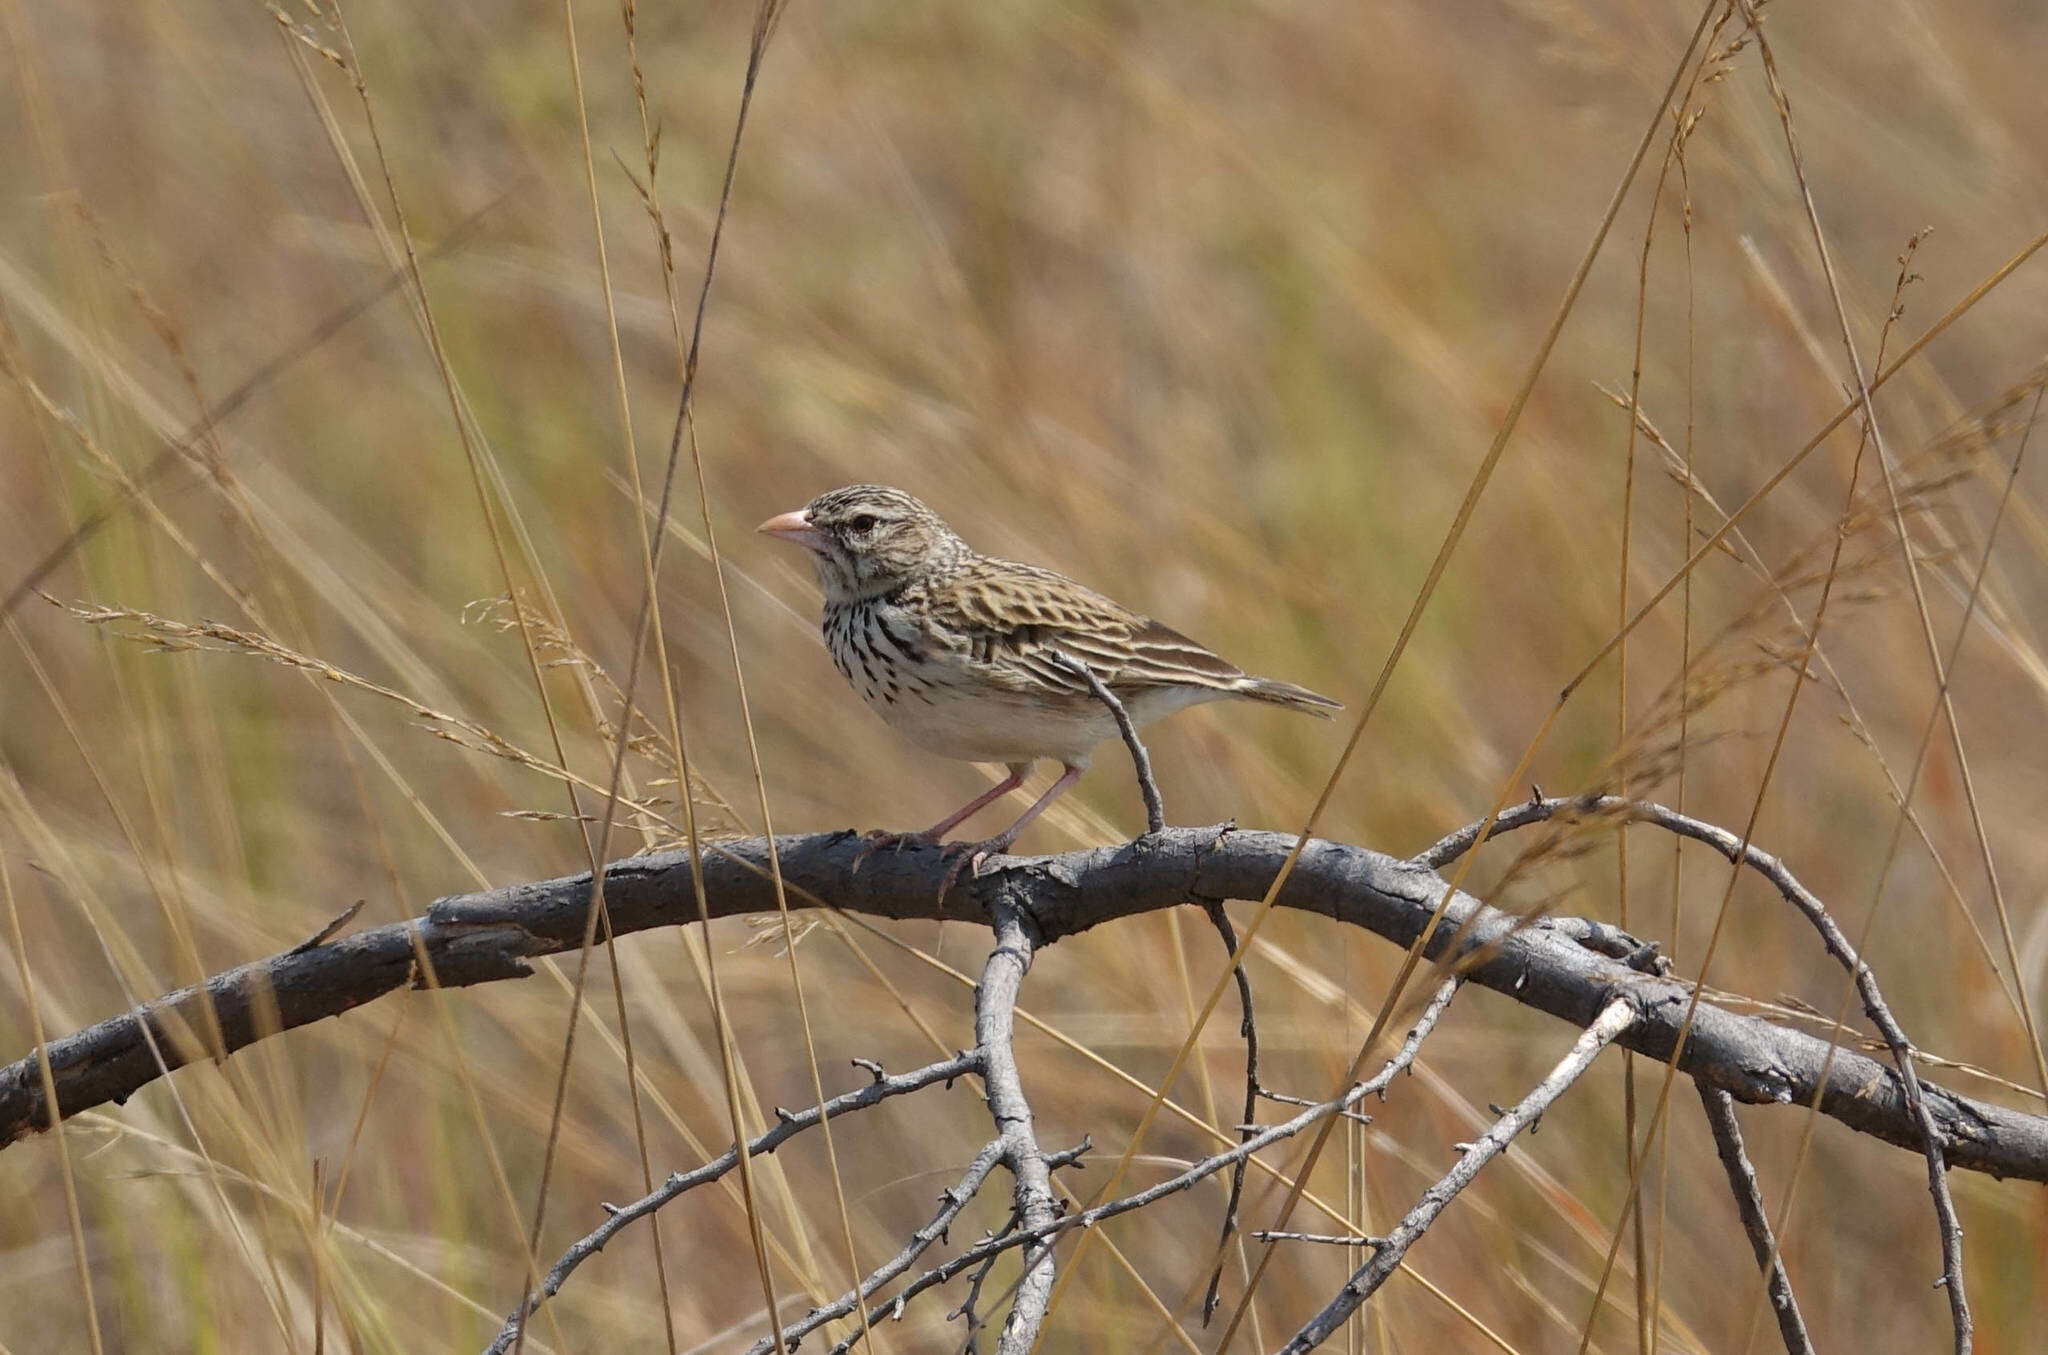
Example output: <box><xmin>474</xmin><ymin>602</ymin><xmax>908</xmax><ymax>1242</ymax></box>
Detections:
<box><xmin>935</xmin><ymin>843</ymin><xmax>991</xmax><ymax>902</ymax></box>
<box><xmin>846</xmin><ymin>828</ymin><xmax>1012</xmax><ymax>903</ymax></box>
<box><xmin>851</xmin><ymin>828</ymin><xmax>938</xmax><ymax>873</ymax></box>
<box><xmin>933</xmin><ymin>834</ymin><xmax>1024</xmax><ymax>905</ymax></box>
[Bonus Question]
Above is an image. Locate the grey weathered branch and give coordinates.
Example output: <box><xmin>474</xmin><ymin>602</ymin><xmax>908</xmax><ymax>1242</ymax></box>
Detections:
<box><xmin>1423</xmin><ymin>792</ymin><xmax>1970</xmax><ymax>1312</ymax></box>
<box><xmin>809</xmin><ymin>975</ymin><xmax>1461</xmax><ymax>1344</ymax></box>
<box><xmin>978</xmin><ymin>890</ymin><xmax>1059</xmax><ymax>1354</ymax></box>
<box><xmin>1276</xmin><ymin>999</ymin><xmax>1639</xmax><ymax>1352</ymax></box>
<box><xmin>5</xmin><ymin>824</ymin><xmax>2046</xmax><ymax>1187</ymax></box>
<box><xmin>1060</xmin><ymin>656</ymin><xmax>1165</xmax><ymax>835</ymax></box>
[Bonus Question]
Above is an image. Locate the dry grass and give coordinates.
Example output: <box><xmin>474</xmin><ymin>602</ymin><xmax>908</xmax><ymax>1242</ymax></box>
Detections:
<box><xmin>3</xmin><ymin>1</ymin><xmax>2047</xmax><ymax>1351</ymax></box>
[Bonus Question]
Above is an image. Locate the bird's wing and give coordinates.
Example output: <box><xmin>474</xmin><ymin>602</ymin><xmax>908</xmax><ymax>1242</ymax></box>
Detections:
<box><xmin>926</xmin><ymin>556</ymin><xmax>1249</xmax><ymax>698</ymax></box>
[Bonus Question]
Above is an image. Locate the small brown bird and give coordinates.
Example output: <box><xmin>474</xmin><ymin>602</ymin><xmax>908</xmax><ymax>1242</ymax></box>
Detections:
<box><xmin>760</xmin><ymin>485</ymin><xmax>1339</xmax><ymax>859</ymax></box>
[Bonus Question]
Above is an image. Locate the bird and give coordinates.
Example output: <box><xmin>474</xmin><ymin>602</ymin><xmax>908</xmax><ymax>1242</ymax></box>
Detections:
<box><xmin>759</xmin><ymin>484</ymin><xmax>1339</xmax><ymax>863</ymax></box>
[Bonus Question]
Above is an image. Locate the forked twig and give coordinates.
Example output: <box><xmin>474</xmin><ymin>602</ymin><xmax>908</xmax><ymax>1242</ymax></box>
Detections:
<box><xmin>744</xmin><ymin>1140</ymin><xmax>1005</xmax><ymax>1355</ymax></box>
<box><xmin>847</xmin><ymin>978</ymin><xmax>1462</xmax><ymax>1344</ymax></box>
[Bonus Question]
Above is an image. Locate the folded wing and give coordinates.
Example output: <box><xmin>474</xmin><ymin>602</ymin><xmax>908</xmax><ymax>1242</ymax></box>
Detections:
<box><xmin>927</xmin><ymin>556</ymin><xmax>1261</xmax><ymax>700</ymax></box>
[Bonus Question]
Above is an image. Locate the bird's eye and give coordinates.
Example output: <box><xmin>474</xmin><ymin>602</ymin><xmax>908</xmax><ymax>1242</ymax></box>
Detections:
<box><xmin>847</xmin><ymin>514</ymin><xmax>879</xmax><ymax>534</ymax></box>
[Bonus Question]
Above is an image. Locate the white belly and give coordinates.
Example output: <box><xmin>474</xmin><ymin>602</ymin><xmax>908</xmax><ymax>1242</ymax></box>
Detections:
<box><xmin>871</xmin><ymin>680</ymin><xmax>1225</xmax><ymax>767</ymax></box>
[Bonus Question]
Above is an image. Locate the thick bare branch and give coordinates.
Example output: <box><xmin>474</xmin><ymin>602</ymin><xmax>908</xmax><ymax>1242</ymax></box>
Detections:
<box><xmin>5</xmin><ymin>827</ymin><xmax>2045</xmax><ymax>1184</ymax></box>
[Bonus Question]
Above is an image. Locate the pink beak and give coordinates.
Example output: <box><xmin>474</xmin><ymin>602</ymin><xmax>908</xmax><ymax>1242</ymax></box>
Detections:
<box><xmin>757</xmin><ymin>508</ymin><xmax>828</xmax><ymax>552</ymax></box>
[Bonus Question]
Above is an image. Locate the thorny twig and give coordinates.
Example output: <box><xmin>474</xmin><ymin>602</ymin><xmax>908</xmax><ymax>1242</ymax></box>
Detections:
<box><xmin>828</xmin><ymin>1145</ymin><xmax>1088</xmax><ymax>1355</ymax></box>
<box><xmin>1197</xmin><ymin>898</ymin><xmax>1261</xmax><ymax>1325</ymax></box>
<box><xmin>1258</xmin><ymin>1089</ymin><xmax>1373</xmax><ymax>1128</ymax></box>
<box><xmin>948</xmin><ymin>1213</ymin><xmax>1017</xmax><ymax>1355</ymax></box>
<box><xmin>744</xmin><ymin>1141</ymin><xmax>1006</xmax><ymax>1355</ymax></box>
<box><xmin>1250</xmin><ymin>1230</ymin><xmax>1383</xmax><ymax>1247</ymax></box>
<box><xmin>1275</xmin><ymin>999</ymin><xmax>1639</xmax><ymax>1352</ymax></box>
<box><xmin>484</xmin><ymin>1052</ymin><xmax>979</xmax><ymax>1354</ymax></box>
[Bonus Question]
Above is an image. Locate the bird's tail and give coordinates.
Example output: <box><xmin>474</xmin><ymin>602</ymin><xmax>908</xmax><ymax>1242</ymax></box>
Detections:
<box><xmin>1236</xmin><ymin>676</ymin><xmax>1342</xmax><ymax>718</ymax></box>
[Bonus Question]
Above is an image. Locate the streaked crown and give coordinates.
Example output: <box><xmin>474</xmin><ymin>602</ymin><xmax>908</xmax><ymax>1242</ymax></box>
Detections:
<box><xmin>797</xmin><ymin>485</ymin><xmax>969</xmax><ymax>602</ymax></box>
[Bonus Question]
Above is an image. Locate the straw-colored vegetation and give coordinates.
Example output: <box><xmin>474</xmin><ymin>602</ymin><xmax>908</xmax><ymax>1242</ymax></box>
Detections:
<box><xmin>2</xmin><ymin>1</ymin><xmax>2045</xmax><ymax>1351</ymax></box>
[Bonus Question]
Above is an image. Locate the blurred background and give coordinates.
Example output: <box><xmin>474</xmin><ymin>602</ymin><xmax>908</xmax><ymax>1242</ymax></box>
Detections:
<box><xmin>3</xmin><ymin>0</ymin><xmax>2046</xmax><ymax>1350</ymax></box>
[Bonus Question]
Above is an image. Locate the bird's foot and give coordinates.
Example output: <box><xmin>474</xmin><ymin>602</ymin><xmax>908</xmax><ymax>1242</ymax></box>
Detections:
<box><xmin>932</xmin><ymin>831</ymin><xmax>1021</xmax><ymax>902</ymax></box>
<box><xmin>848</xmin><ymin>827</ymin><xmax>1021</xmax><ymax>902</ymax></box>
<box><xmin>851</xmin><ymin>827</ymin><xmax>942</xmax><ymax>873</ymax></box>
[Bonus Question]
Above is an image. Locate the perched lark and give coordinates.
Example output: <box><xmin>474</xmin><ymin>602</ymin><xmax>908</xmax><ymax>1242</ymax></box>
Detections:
<box><xmin>760</xmin><ymin>484</ymin><xmax>1339</xmax><ymax>859</ymax></box>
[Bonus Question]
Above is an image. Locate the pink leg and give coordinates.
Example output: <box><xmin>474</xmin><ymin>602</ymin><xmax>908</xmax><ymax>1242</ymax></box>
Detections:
<box><xmin>917</xmin><ymin>762</ymin><xmax>1030</xmax><ymax>841</ymax></box>
<box><xmin>963</xmin><ymin>762</ymin><xmax>1085</xmax><ymax>855</ymax></box>
<box><xmin>925</xmin><ymin>763</ymin><xmax>1088</xmax><ymax>899</ymax></box>
<box><xmin>856</xmin><ymin>763</ymin><xmax>1033</xmax><ymax>871</ymax></box>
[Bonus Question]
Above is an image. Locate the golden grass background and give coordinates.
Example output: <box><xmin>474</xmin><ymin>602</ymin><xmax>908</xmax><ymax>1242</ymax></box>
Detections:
<box><xmin>3</xmin><ymin>0</ymin><xmax>2047</xmax><ymax>1350</ymax></box>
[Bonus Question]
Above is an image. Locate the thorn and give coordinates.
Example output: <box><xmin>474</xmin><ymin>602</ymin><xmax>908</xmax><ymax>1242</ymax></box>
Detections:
<box><xmin>292</xmin><ymin>899</ymin><xmax>365</xmax><ymax>953</ymax></box>
<box><xmin>1626</xmin><ymin>940</ymin><xmax>1667</xmax><ymax>974</ymax></box>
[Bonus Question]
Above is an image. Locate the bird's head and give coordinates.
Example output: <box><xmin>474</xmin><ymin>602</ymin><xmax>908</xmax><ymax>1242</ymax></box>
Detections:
<box><xmin>758</xmin><ymin>485</ymin><xmax>968</xmax><ymax>603</ymax></box>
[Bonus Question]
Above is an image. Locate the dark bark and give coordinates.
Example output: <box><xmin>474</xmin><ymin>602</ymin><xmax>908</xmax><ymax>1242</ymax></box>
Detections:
<box><xmin>4</xmin><ymin>826</ymin><xmax>2043</xmax><ymax>1184</ymax></box>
